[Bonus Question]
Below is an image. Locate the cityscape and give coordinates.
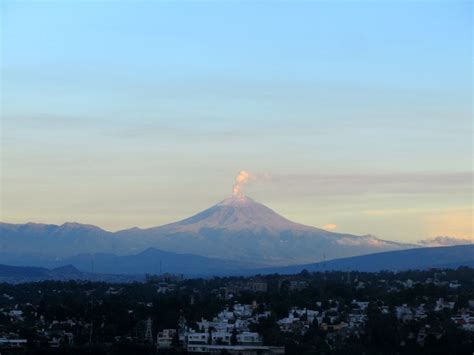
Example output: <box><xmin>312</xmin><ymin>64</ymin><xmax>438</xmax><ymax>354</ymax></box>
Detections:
<box><xmin>1</xmin><ymin>268</ymin><xmax>474</xmax><ymax>354</ymax></box>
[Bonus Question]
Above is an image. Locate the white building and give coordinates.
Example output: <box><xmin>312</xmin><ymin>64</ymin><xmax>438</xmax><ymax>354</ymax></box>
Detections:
<box><xmin>187</xmin><ymin>332</ymin><xmax>209</xmax><ymax>353</ymax></box>
<box><xmin>156</xmin><ymin>329</ymin><xmax>177</xmax><ymax>349</ymax></box>
<box><xmin>434</xmin><ymin>298</ymin><xmax>455</xmax><ymax>312</ymax></box>
<box><xmin>202</xmin><ymin>345</ymin><xmax>284</xmax><ymax>354</ymax></box>
<box><xmin>236</xmin><ymin>332</ymin><xmax>261</xmax><ymax>345</ymax></box>
<box><xmin>396</xmin><ymin>304</ymin><xmax>413</xmax><ymax>322</ymax></box>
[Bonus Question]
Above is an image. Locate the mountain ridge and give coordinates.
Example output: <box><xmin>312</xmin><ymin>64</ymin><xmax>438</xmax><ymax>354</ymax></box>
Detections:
<box><xmin>0</xmin><ymin>195</ymin><xmax>417</xmax><ymax>265</ymax></box>
<box><xmin>1</xmin><ymin>244</ymin><xmax>472</xmax><ymax>281</ymax></box>
<box><xmin>0</xmin><ymin>263</ymin><xmax>142</xmax><ymax>283</ymax></box>
<box><xmin>241</xmin><ymin>244</ymin><xmax>474</xmax><ymax>275</ymax></box>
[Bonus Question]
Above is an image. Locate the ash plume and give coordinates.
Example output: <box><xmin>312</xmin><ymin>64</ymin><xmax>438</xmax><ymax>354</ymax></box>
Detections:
<box><xmin>232</xmin><ymin>171</ymin><xmax>270</xmax><ymax>198</ymax></box>
<box><xmin>232</xmin><ymin>171</ymin><xmax>252</xmax><ymax>197</ymax></box>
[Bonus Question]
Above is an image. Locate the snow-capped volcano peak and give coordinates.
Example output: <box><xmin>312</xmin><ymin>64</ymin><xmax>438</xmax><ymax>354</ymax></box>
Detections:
<box><xmin>217</xmin><ymin>194</ymin><xmax>255</xmax><ymax>206</ymax></box>
<box><xmin>157</xmin><ymin>195</ymin><xmax>310</xmax><ymax>233</ymax></box>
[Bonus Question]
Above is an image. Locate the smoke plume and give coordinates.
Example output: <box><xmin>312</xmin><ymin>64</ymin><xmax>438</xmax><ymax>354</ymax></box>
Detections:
<box><xmin>232</xmin><ymin>171</ymin><xmax>271</xmax><ymax>197</ymax></box>
<box><xmin>232</xmin><ymin>171</ymin><xmax>252</xmax><ymax>197</ymax></box>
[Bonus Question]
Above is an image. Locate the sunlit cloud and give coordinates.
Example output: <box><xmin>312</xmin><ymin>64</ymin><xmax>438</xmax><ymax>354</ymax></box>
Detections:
<box><xmin>418</xmin><ymin>236</ymin><xmax>473</xmax><ymax>247</ymax></box>
<box><xmin>323</xmin><ymin>223</ymin><xmax>337</xmax><ymax>230</ymax></box>
<box><xmin>336</xmin><ymin>236</ymin><xmax>388</xmax><ymax>248</ymax></box>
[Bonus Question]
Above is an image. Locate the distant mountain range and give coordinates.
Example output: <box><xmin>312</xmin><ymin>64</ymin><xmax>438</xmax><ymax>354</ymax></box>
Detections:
<box><xmin>0</xmin><ymin>195</ymin><xmax>415</xmax><ymax>267</ymax></box>
<box><xmin>246</xmin><ymin>244</ymin><xmax>474</xmax><ymax>275</ymax></box>
<box><xmin>0</xmin><ymin>264</ymin><xmax>142</xmax><ymax>284</ymax></box>
<box><xmin>0</xmin><ymin>244</ymin><xmax>472</xmax><ymax>283</ymax></box>
<box><xmin>1</xmin><ymin>247</ymin><xmax>261</xmax><ymax>276</ymax></box>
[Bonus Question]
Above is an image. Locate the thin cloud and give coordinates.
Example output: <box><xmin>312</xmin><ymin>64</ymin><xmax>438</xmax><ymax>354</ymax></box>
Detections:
<box><xmin>267</xmin><ymin>172</ymin><xmax>472</xmax><ymax>196</ymax></box>
<box><xmin>418</xmin><ymin>236</ymin><xmax>473</xmax><ymax>247</ymax></box>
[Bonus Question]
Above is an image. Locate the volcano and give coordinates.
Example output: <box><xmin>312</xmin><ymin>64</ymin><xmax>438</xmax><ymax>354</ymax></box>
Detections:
<box><xmin>155</xmin><ymin>195</ymin><xmax>312</xmax><ymax>233</ymax></box>
<box><xmin>1</xmin><ymin>195</ymin><xmax>416</xmax><ymax>266</ymax></box>
<box><xmin>115</xmin><ymin>195</ymin><xmax>414</xmax><ymax>265</ymax></box>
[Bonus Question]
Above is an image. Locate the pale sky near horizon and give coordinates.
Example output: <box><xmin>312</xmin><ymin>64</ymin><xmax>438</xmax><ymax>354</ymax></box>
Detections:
<box><xmin>1</xmin><ymin>0</ymin><xmax>472</xmax><ymax>243</ymax></box>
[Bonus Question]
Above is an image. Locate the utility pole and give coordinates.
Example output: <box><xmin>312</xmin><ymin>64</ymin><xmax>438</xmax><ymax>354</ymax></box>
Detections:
<box><xmin>89</xmin><ymin>297</ymin><xmax>93</xmax><ymax>345</ymax></box>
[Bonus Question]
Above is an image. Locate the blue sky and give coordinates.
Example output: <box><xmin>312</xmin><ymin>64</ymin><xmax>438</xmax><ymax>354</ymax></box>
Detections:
<box><xmin>1</xmin><ymin>0</ymin><xmax>472</xmax><ymax>242</ymax></box>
